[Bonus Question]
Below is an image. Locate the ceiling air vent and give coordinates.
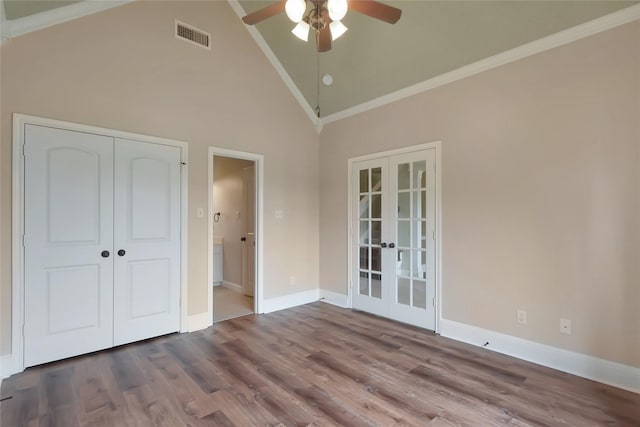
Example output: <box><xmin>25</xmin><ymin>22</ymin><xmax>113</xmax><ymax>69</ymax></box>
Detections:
<box><xmin>175</xmin><ymin>20</ymin><xmax>211</xmax><ymax>50</ymax></box>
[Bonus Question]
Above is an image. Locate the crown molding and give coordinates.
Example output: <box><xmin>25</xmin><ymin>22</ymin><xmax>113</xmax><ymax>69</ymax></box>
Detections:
<box><xmin>227</xmin><ymin>0</ymin><xmax>322</xmax><ymax>133</ymax></box>
<box><xmin>321</xmin><ymin>4</ymin><xmax>640</xmax><ymax>125</ymax></box>
<box><xmin>4</xmin><ymin>0</ymin><xmax>133</xmax><ymax>39</ymax></box>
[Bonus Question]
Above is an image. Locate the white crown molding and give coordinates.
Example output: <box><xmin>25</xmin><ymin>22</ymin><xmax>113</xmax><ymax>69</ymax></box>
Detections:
<box><xmin>440</xmin><ymin>319</ymin><xmax>640</xmax><ymax>394</ymax></box>
<box><xmin>321</xmin><ymin>4</ymin><xmax>640</xmax><ymax>125</ymax></box>
<box><xmin>4</xmin><ymin>0</ymin><xmax>133</xmax><ymax>39</ymax></box>
<box><xmin>227</xmin><ymin>0</ymin><xmax>322</xmax><ymax>133</ymax></box>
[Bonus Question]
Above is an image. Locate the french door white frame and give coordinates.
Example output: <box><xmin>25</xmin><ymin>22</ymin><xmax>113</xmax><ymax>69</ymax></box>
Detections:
<box><xmin>207</xmin><ymin>147</ymin><xmax>264</xmax><ymax>319</ymax></box>
<box><xmin>11</xmin><ymin>114</ymin><xmax>189</xmax><ymax>376</ymax></box>
<box><xmin>347</xmin><ymin>141</ymin><xmax>443</xmax><ymax>333</ymax></box>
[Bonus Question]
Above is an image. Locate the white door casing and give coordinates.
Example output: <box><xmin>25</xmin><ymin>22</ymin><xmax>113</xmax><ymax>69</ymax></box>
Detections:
<box><xmin>243</xmin><ymin>165</ymin><xmax>255</xmax><ymax>297</ymax></box>
<box><xmin>24</xmin><ymin>125</ymin><xmax>115</xmax><ymax>367</ymax></box>
<box><xmin>113</xmin><ymin>138</ymin><xmax>182</xmax><ymax>346</ymax></box>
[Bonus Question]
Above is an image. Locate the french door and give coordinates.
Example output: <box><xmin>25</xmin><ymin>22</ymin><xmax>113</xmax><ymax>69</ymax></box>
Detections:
<box><xmin>24</xmin><ymin>125</ymin><xmax>181</xmax><ymax>367</ymax></box>
<box><xmin>352</xmin><ymin>149</ymin><xmax>437</xmax><ymax>330</ymax></box>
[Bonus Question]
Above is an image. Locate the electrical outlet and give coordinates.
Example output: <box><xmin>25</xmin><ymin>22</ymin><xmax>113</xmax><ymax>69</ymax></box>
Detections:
<box><xmin>275</xmin><ymin>210</ymin><xmax>284</xmax><ymax>219</ymax></box>
<box><xmin>517</xmin><ymin>309</ymin><xmax>527</xmax><ymax>325</ymax></box>
<box><xmin>560</xmin><ymin>318</ymin><xmax>572</xmax><ymax>335</ymax></box>
<box><xmin>289</xmin><ymin>276</ymin><xmax>296</xmax><ymax>285</ymax></box>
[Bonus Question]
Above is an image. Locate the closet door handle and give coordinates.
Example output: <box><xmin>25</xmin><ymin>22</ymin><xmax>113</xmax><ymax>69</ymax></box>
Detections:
<box><xmin>117</xmin><ymin>249</ymin><xmax>126</xmax><ymax>257</ymax></box>
<box><xmin>101</xmin><ymin>250</ymin><xmax>110</xmax><ymax>258</ymax></box>
<box><xmin>388</xmin><ymin>243</ymin><xmax>395</xmax><ymax>248</ymax></box>
<box><xmin>381</xmin><ymin>242</ymin><xmax>387</xmax><ymax>248</ymax></box>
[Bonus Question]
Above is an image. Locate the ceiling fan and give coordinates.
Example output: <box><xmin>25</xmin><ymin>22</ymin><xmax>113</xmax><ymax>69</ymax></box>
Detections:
<box><xmin>241</xmin><ymin>0</ymin><xmax>402</xmax><ymax>52</ymax></box>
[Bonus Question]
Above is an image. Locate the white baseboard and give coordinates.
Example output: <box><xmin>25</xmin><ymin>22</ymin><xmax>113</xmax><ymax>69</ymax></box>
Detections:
<box><xmin>319</xmin><ymin>289</ymin><xmax>350</xmax><ymax>308</ymax></box>
<box><xmin>186</xmin><ymin>312</ymin><xmax>212</xmax><ymax>332</ymax></box>
<box><xmin>222</xmin><ymin>280</ymin><xmax>243</xmax><ymax>293</ymax></box>
<box><xmin>0</xmin><ymin>353</ymin><xmax>18</xmax><ymax>380</ymax></box>
<box><xmin>440</xmin><ymin>318</ymin><xmax>640</xmax><ymax>394</ymax></box>
<box><xmin>261</xmin><ymin>289</ymin><xmax>320</xmax><ymax>314</ymax></box>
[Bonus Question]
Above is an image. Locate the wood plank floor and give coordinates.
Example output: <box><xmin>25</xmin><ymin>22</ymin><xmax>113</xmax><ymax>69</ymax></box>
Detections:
<box><xmin>1</xmin><ymin>302</ymin><xmax>639</xmax><ymax>426</ymax></box>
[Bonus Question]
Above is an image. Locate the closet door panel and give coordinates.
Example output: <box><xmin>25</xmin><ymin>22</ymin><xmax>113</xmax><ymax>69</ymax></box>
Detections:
<box><xmin>23</xmin><ymin>125</ymin><xmax>114</xmax><ymax>367</ymax></box>
<box><xmin>113</xmin><ymin>138</ymin><xmax>181</xmax><ymax>346</ymax></box>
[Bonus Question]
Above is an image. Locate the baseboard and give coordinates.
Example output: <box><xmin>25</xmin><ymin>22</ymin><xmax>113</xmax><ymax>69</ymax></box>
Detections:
<box><xmin>186</xmin><ymin>312</ymin><xmax>212</xmax><ymax>332</ymax></box>
<box><xmin>261</xmin><ymin>289</ymin><xmax>320</xmax><ymax>314</ymax></box>
<box><xmin>0</xmin><ymin>353</ymin><xmax>18</xmax><ymax>380</ymax></box>
<box><xmin>319</xmin><ymin>289</ymin><xmax>350</xmax><ymax>308</ymax></box>
<box><xmin>222</xmin><ymin>280</ymin><xmax>243</xmax><ymax>293</ymax></box>
<box><xmin>440</xmin><ymin>318</ymin><xmax>640</xmax><ymax>394</ymax></box>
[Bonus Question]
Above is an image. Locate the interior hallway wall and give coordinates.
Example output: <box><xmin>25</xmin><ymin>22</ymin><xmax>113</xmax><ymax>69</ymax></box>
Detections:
<box><xmin>319</xmin><ymin>22</ymin><xmax>640</xmax><ymax>367</ymax></box>
<box><xmin>0</xmin><ymin>0</ymin><xmax>320</xmax><ymax>357</ymax></box>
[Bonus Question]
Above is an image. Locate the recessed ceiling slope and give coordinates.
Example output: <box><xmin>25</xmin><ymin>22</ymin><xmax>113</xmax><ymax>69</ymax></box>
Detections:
<box><xmin>237</xmin><ymin>1</ymin><xmax>638</xmax><ymax>117</ymax></box>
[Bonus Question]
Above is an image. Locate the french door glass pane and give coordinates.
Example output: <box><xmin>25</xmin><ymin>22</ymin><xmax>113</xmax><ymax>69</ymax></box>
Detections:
<box><xmin>398</xmin><ymin>249</ymin><xmax>409</xmax><ymax>276</ymax></box>
<box><xmin>411</xmin><ymin>250</ymin><xmax>425</xmax><ymax>279</ymax></box>
<box><xmin>412</xmin><ymin>220</ymin><xmax>427</xmax><ymax>249</ymax></box>
<box><xmin>398</xmin><ymin>221</ymin><xmax>410</xmax><ymax>247</ymax></box>
<box><xmin>398</xmin><ymin>163</ymin><xmax>410</xmax><ymax>190</ymax></box>
<box><xmin>359</xmin><ymin>271</ymin><xmax>369</xmax><ymax>295</ymax></box>
<box><xmin>413</xmin><ymin>280</ymin><xmax>427</xmax><ymax>309</ymax></box>
<box><xmin>359</xmin><ymin>220</ymin><xmax>369</xmax><ymax>244</ymax></box>
<box><xmin>398</xmin><ymin>192</ymin><xmax>410</xmax><ymax>218</ymax></box>
<box><xmin>398</xmin><ymin>277</ymin><xmax>410</xmax><ymax>305</ymax></box>
<box><xmin>413</xmin><ymin>160</ymin><xmax>427</xmax><ymax>189</ymax></box>
<box><xmin>359</xmin><ymin>170</ymin><xmax>368</xmax><ymax>193</ymax></box>
<box><xmin>371</xmin><ymin>167</ymin><xmax>382</xmax><ymax>191</ymax></box>
<box><xmin>359</xmin><ymin>247</ymin><xmax>369</xmax><ymax>270</ymax></box>
<box><xmin>412</xmin><ymin>191</ymin><xmax>426</xmax><ymax>218</ymax></box>
<box><xmin>359</xmin><ymin>195</ymin><xmax>369</xmax><ymax>219</ymax></box>
<box><xmin>371</xmin><ymin>273</ymin><xmax>382</xmax><ymax>298</ymax></box>
<box><xmin>371</xmin><ymin>247</ymin><xmax>382</xmax><ymax>272</ymax></box>
<box><xmin>371</xmin><ymin>194</ymin><xmax>382</xmax><ymax>218</ymax></box>
<box><xmin>371</xmin><ymin>220</ymin><xmax>381</xmax><ymax>245</ymax></box>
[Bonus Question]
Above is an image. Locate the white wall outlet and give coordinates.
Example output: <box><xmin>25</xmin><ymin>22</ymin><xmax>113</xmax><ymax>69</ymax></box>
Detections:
<box><xmin>289</xmin><ymin>275</ymin><xmax>296</xmax><ymax>285</ymax></box>
<box><xmin>560</xmin><ymin>318</ymin><xmax>572</xmax><ymax>335</ymax></box>
<box><xmin>275</xmin><ymin>210</ymin><xmax>284</xmax><ymax>219</ymax></box>
<box><xmin>196</xmin><ymin>208</ymin><xmax>204</xmax><ymax>218</ymax></box>
<box><xmin>516</xmin><ymin>309</ymin><xmax>527</xmax><ymax>325</ymax></box>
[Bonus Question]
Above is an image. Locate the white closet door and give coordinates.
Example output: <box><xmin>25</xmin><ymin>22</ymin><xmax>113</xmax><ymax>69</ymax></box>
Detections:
<box><xmin>113</xmin><ymin>138</ymin><xmax>181</xmax><ymax>346</ymax></box>
<box><xmin>24</xmin><ymin>125</ymin><xmax>114</xmax><ymax>367</ymax></box>
<box><xmin>388</xmin><ymin>149</ymin><xmax>437</xmax><ymax>330</ymax></box>
<box><xmin>351</xmin><ymin>158</ymin><xmax>390</xmax><ymax>317</ymax></box>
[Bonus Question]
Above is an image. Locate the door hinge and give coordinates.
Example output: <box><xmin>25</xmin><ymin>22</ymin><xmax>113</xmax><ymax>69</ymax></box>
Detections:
<box><xmin>22</xmin><ymin>144</ymin><xmax>26</xmax><ymax>157</ymax></box>
<box><xmin>432</xmin><ymin>230</ymin><xmax>436</xmax><ymax>240</ymax></box>
<box><xmin>22</xmin><ymin>235</ymin><xmax>26</xmax><ymax>247</ymax></box>
<box><xmin>432</xmin><ymin>297</ymin><xmax>435</xmax><ymax>307</ymax></box>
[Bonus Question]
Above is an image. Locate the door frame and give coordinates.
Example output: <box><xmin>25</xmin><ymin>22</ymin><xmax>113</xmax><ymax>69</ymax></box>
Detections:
<box><xmin>11</xmin><ymin>114</ymin><xmax>189</xmax><ymax>376</ymax></box>
<box><xmin>347</xmin><ymin>141</ymin><xmax>442</xmax><ymax>333</ymax></box>
<box><xmin>207</xmin><ymin>147</ymin><xmax>264</xmax><ymax>319</ymax></box>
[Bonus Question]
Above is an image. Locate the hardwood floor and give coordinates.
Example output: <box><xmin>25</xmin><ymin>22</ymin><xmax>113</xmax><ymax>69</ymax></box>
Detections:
<box><xmin>1</xmin><ymin>302</ymin><xmax>638</xmax><ymax>426</ymax></box>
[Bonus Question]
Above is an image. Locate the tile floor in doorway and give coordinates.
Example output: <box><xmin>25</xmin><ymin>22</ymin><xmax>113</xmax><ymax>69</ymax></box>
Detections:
<box><xmin>213</xmin><ymin>286</ymin><xmax>253</xmax><ymax>322</ymax></box>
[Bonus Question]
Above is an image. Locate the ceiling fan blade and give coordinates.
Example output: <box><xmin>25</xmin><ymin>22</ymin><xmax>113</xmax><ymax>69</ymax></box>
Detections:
<box><xmin>348</xmin><ymin>0</ymin><xmax>402</xmax><ymax>24</ymax></box>
<box><xmin>317</xmin><ymin>24</ymin><xmax>332</xmax><ymax>52</ymax></box>
<box><xmin>242</xmin><ymin>1</ymin><xmax>286</xmax><ymax>25</ymax></box>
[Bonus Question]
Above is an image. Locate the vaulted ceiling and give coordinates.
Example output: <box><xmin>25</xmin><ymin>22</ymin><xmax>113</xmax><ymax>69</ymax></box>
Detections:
<box><xmin>2</xmin><ymin>0</ymin><xmax>638</xmax><ymax>121</ymax></box>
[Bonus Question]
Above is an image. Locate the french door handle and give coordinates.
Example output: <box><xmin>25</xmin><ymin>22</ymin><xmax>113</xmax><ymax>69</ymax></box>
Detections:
<box><xmin>117</xmin><ymin>249</ymin><xmax>126</xmax><ymax>257</ymax></box>
<box><xmin>381</xmin><ymin>242</ymin><xmax>387</xmax><ymax>248</ymax></box>
<box><xmin>101</xmin><ymin>250</ymin><xmax>110</xmax><ymax>258</ymax></box>
<box><xmin>388</xmin><ymin>243</ymin><xmax>395</xmax><ymax>248</ymax></box>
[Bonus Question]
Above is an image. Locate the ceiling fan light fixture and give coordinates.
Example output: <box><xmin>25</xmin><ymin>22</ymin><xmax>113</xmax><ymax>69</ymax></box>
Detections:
<box><xmin>327</xmin><ymin>0</ymin><xmax>348</xmax><ymax>21</ymax></box>
<box><xmin>285</xmin><ymin>0</ymin><xmax>306</xmax><ymax>23</ymax></box>
<box><xmin>329</xmin><ymin>20</ymin><xmax>348</xmax><ymax>40</ymax></box>
<box><xmin>291</xmin><ymin>20</ymin><xmax>310</xmax><ymax>41</ymax></box>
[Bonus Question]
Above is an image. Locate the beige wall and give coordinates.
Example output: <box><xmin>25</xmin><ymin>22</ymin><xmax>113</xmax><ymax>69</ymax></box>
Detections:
<box><xmin>319</xmin><ymin>22</ymin><xmax>640</xmax><ymax>367</ymax></box>
<box><xmin>0</xmin><ymin>1</ymin><xmax>320</xmax><ymax>356</ymax></box>
<box><xmin>213</xmin><ymin>156</ymin><xmax>254</xmax><ymax>286</ymax></box>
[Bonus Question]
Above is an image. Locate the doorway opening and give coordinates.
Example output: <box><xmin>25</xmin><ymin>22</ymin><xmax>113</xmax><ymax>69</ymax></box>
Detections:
<box><xmin>208</xmin><ymin>148</ymin><xmax>263</xmax><ymax>323</ymax></box>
